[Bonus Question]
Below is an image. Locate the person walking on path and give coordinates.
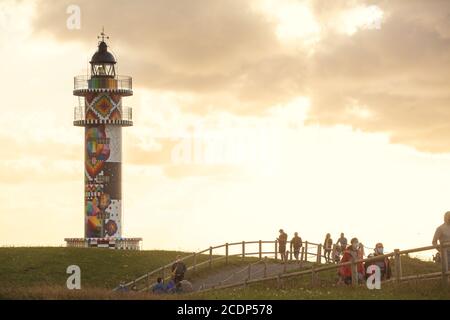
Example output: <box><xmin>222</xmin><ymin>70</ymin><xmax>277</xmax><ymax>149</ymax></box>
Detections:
<box><xmin>323</xmin><ymin>233</ymin><xmax>333</xmax><ymax>263</ymax></box>
<box><xmin>171</xmin><ymin>255</ymin><xmax>187</xmax><ymax>285</ymax></box>
<box><xmin>277</xmin><ymin>229</ymin><xmax>288</xmax><ymax>262</ymax></box>
<box><xmin>336</xmin><ymin>233</ymin><xmax>348</xmax><ymax>252</ymax></box>
<box><xmin>290</xmin><ymin>232</ymin><xmax>303</xmax><ymax>261</ymax></box>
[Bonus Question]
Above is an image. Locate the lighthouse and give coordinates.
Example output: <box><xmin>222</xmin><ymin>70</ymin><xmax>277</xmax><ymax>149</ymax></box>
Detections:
<box><xmin>65</xmin><ymin>31</ymin><xmax>141</xmax><ymax>250</ymax></box>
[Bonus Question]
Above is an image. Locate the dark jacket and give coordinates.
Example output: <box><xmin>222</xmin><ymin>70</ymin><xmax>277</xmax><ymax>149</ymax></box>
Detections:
<box><xmin>290</xmin><ymin>236</ymin><xmax>303</xmax><ymax>249</ymax></box>
<box><xmin>171</xmin><ymin>261</ymin><xmax>187</xmax><ymax>276</ymax></box>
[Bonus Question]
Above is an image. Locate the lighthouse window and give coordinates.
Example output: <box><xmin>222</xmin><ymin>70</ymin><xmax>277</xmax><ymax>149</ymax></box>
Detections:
<box><xmin>92</xmin><ymin>64</ymin><xmax>115</xmax><ymax>77</ymax></box>
<box><xmin>98</xmin><ymin>65</ymin><xmax>106</xmax><ymax>75</ymax></box>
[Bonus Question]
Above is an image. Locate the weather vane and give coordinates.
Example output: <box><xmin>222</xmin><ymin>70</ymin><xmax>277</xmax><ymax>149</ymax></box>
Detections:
<box><xmin>98</xmin><ymin>27</ymin><xmax>109</xmax><ymax>42</ymax></box>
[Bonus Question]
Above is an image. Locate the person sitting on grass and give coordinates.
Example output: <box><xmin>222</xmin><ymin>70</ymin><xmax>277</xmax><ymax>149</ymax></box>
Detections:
<box><xmin>365</xmin><ymin>243</ymin><xmax>391</xmax><ymax>280</ymax></box>
<box><xmin>178</xmin><ymin>280</ymin><xmax>194</xmax><ymax>293</ymax></box>
<box><xmin>117</xmin><ymin>281</ymin><xmax>129</xmax><ymax>293</ymax></box>
<box><xmin>338</xmin><ymin>237</ymin><xmax>365</xmax><ymax>285</ymax></box>
<box><xmin>151</xmin><ymin>277</ymin><xmax>166</xmax><ymax>294</ymax></box>
<box><xmin>165</xmin><ymin>278</ymin><xmax>177</xmax><ymax>294</ymax></box>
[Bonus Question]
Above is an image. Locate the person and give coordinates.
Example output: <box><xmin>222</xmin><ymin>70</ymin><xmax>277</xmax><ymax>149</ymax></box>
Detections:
<box><xmin>277</xmin><ymin>229</ymin><xmax>288</xmax><ymax>262</ymax></box>
<box><xmin>365</xmin><ymin>243</ymin><xmax>391</xmax><ymax>280</ymax></box>
<box><xmin>433</xmin><ymin>252</ymin><xmax>441</xmax><ymax>264</ymax></box>
<box><xmin>323</xmin><ymin>233</ymin><xmax>333</xmax><ymax>263</ymax></box>
<box><xmin>178</xmin><ymin>280</ymin><xmax>193</xmax><ymax>293</ymax></box>
<box><xmin>151</xmin><ymin>277</ymin><xmax>166</xmax><ymax>294</ymax></box>
<box><xmin>336</xmin><ymin>233</ymin><xmax>348</xmax><ymax>252</ymax></box>
<box><xmin>117</xmin><ymin>281</ymin><xmax>129</xmax><ymax>293</ymax></box>
<box><xmin>432</xmin><ymin>211</ymin><xmax>450</xmax><ymax>268</ymax></box>
<box><xmin>171</xmin><ymin>255</ymin><xmax>187</xmax><ymax>284</ymax></box>
<box><xmin>338</xmin><ymin>237</ymin><xmax>365</xmax><ymax>285</ymax></box>
<box><xmin>165</xmin><ymin>278</ymin><xmax>176</xmax><ymax>294</ymax></box>
<box><xmin>290</xmin><ymin>232</ymin><xmax>303</xmax><ymax>261</ymax></box>
<box><xmin>358</xmin><ymin>242</ymin><xmax>365</xmax><ymax>260</ymax></box>
<box><xmin>332</xmin><ymin>245</ymin><xmax>341</xmax><ymax>264</ymax></box>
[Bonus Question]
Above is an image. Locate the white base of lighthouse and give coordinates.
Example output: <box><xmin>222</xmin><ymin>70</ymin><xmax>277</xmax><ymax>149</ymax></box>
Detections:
<box><xmin>64</xmin><ymin>237</ymin><xmax>142</xmax><ymax>250</ymax></box>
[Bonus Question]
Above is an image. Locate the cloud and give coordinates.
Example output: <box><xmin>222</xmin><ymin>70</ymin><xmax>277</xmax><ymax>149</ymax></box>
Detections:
<box><xmin>306</xmin><ymin>0</ymin><xmax>450</xmax><ymax>152</ymax></box>
<box><xmin>32</xmin><ymin>0</ymin><xmax>304</xmax><ymax>111</ymax></box>
<box><xmin>31</xmin><ymin>0</ymin><xmax>450</xmax><ymax>153</ymax></box>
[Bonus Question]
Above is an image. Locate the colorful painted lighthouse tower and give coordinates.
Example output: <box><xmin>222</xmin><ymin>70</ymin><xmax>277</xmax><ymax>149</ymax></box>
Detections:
<box><xmin>65</xmin><ymin>32</ymin><xmax>141</xmax><ymax>250</ymax></box>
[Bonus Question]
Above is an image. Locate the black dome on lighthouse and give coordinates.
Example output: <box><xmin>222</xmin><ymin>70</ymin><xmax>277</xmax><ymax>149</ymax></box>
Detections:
<box><xmin>90</xmin><ymin>41</ymin><xmax>116</xmax><ymax>64</ymax></box>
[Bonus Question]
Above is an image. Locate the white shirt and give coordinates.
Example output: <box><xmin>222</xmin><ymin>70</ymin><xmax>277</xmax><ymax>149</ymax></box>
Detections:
<box><xmin>432</xmin><ymin>223</ymin><xmax>450</xmax><ymax>245</ymax></box>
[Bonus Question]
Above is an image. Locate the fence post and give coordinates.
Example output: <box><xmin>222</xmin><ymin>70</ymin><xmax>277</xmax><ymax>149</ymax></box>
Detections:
<box><xmin>311</xmin><ymin>265</ymin><xmax>316</xmax><ymax>287</ymax></box>
<box><xmin>351</xmin><ymin>257</ymin><xmax>358</xmax><ymax>288</ymax></box>
<box><xmin>290</xmin><ymin>248</ymin><xmax>293</xmax><ymax>261</ymax></box>
<box><xmin>300</xmin><ymin>246</ymin><xmax>304</xmax><ymax>263</ymax></box>
<box><xmin>225</xmin><ymin>243</ymin><xmax>229</xmax><ymax>265</ymax></box>
<box><xmin>242</xmin><ymin>241</ymin><xmax>245</xmax><ymax>260</ymax></box>
<box><xmin>440</xmin><ymin>245</ymin><xmax>449</xmax><ymax>286</ymax></box>
<box><xmin>317</xmin><ymin>244</ymin><xmax>322</xmax><ymax>264</ymax></box>
<box><xmin>264</xmin><ymin>256</ymin><xmax>267</xmax><ymax>278</ymax></box>
<box><xmin>332</xmin><ymin>244</ymin><xmax>336</xmax><ymax>264</ymax></box>
<box><xmin>209</xmin><ymin>246</ymin><xmax>213</xmax><ymax>269</ymax></box>
<box><xmin>275</xmin><ymin>240</ymin><xmax>278</xmax><ymax>261</ymax></box>
<box><xmin>259</xmin><ymin>240</ymin><xmax>262</xmax><ymax>260</ymax></box>
<box><xmin>304</xmin><ymin>241</ymin><xmax>308</xmax><ymax>262</ymax></box>
<box><xmin>394</xmin><ymin>249</ymin><xmax>402</xmax><ymax>284</ymax></box>
<box><xmin>193</xmin><ymin>252</ymin><xmax>197</xmax><ymax>274</ymax></box>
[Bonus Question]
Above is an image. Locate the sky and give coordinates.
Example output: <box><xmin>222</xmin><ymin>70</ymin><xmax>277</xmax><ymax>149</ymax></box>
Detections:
<box><xmin>1</xmin><ymin>0</ymin><xmax>450</xmax><ymax>258</ymax></box>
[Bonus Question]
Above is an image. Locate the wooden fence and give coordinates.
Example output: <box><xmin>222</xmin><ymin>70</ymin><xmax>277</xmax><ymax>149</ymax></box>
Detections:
<box><xmin>114</xmin><ymin>239</ymin><xmax>325</xmax><ymax>291</ymax></box>
<box><xmin>197</xmin><ymin>243</ymin><xmax>450</xmax><ymax>293</ymax></box>
<box><xmin>113</xmin><ymin>241</ymin><xmax>449</xmax><ymax>293</ymax></box>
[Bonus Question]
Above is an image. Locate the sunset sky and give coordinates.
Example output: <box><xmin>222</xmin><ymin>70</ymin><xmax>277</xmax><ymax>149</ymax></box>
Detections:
<box><xmin>1</xmin><ymin>0</ymin><xmax>450</xmax><ymax>257</ymax></box>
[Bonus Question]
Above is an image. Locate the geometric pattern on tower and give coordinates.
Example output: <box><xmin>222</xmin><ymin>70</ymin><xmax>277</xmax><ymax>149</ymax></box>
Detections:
<box><xmin>85</xmin><ymin>93</ymin><xmax>122</xmax><ymax>121</ymax></box>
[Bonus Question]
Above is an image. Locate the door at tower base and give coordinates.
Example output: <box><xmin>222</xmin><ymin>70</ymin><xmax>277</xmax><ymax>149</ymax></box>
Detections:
<box><xmin>85</xmin><ymin>124</ymin><xmax>122</xmax><ymax>239</ymax></box>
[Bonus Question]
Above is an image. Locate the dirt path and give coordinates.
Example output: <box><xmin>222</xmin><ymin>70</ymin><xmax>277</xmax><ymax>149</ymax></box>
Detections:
<box><xmin>190</xmin><ymin>261</ymin><xmax>313</xmax><ymax>291</ymax></box>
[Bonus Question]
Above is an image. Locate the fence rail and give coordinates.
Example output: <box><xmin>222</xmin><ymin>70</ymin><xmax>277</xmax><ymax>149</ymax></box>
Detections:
<box><xmin>114</xmin><ymin>239</ymin><xmax>321</xmax><ymax>291</ymax></box>
<box><xmin>113</xmin><ymin>240</ymin><xmax>450</xmax><ymax>293</ymax></box>
<box><xmin>197</xmin><ymin>243</ymin><xmax>450</xmax><ymax>293</ymax></box>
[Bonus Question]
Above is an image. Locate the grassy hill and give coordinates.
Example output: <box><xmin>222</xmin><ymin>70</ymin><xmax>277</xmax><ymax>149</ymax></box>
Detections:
<box><xmin>0</xmin><ymin>247</ymin><xmax>449</xmax><ymax>299</ymax></box>
<box><xmin>0</xmin><ymin>247</ymin><xmax>183</xmax><ymax>290</ymax></box>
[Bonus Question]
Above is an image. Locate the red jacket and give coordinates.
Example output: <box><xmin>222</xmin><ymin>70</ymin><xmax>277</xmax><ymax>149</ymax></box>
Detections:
<box><xmin>339</xmin><ymin>248</ymin><xmax>364</xmax><ymax>277</ymax></box>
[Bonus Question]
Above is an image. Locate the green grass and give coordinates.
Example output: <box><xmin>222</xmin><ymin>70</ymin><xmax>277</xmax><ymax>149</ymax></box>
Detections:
<box><xmin>190</xmin><ymin>255</ymin><xmax>450</xmax><ymax>299</ymax></box>
<box><xmin>0</xmin><ymin>247</ymin><xmax>448</xmax><ymax>299</ymax></box>
<box><xmin>190</xmin><ymin>279</ymin><xmax>450</xmax><ymax>299</ymax></box>
<box><xmin>0</xmin><ymin>247</ymin><xmax>185</xmax><ymax>289</ymax></box>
